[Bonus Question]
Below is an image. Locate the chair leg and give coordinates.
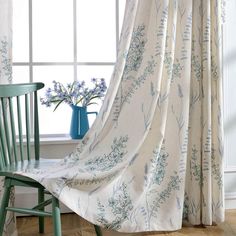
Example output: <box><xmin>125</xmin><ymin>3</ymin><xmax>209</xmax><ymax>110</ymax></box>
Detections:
<box><xmin>94</xmin><ymin>225</ymin><xmax>103</xmax><ymax>236</ymax></box>
<box><xmin>0</xmin><ymin>179</ymin><xmax>12</xmax><ymax>235</ymax></box>
<box><xmin>38</xmin><ymin>188</ymin><xmax>45</xmax><ymax>233</ymax></box>
<box><xmin>52</xmin><ymin>196</ymin><xmax>61</xmax><ymax>236</ymax></box>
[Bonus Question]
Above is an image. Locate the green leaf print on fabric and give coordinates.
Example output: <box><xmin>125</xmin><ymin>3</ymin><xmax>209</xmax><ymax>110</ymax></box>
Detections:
<box><xmin>147</xmin><ymin>145</ymin><xmax>169</xmax><ymax>186</ymax></box>
<box><xmin>96</xmin><ymin>182</ymin><xmax>133</xmax><ymax>230</ymax></box>
<box><xmin>112</xmin><ymin>24</ymin><xmax>157</xmax><ymax>123</ymax></box>
<box><xmin>182</xmin><ymin>192</ymin><xmax>201</xmax><ymax>220</ymax></box>
<box><xmin>164</xmin><ymin>52</ymin><xmax>173</xmax><ymax>77</ymax></box>
<box><xmin>172</xmin><ymin>59</ymin><xmax>183</xmax><ymax>82</ymax></box>
<box><xmin>0</xmin><ymin>37</ymin><xmax>12</xmax><ymax>82</ymax></box>
<box><xmin>183</xmin><ymin>192</ymin><xmax>189</xmax><ymax>219</ymax></box>
<box><xmin>191</xmin><ymin>54</ymin><xmax>201</xmax><ymax>81</ymax></box>
<box><xmin>190</xmin><ymin>145</ymin><xmax>204</xmax><ymax>187</ymax></box>
<box><xmin>147</xmin><ymin>173</ymin><xmax>182</xmax><ymax>221</ymax></box>
<box><xmin>85</xmin><ymin>136</ymin><xmax>129</xmax><ymax>172</ymax></box>
<box><xmin>121</xmin><ymin>57</ymin><xmax>157</xmax><ymax>105</ymax></box>
<box><xmin>123</xmin><ymin>25</ymin><xmax>147</xmax><ymax>76</ymax></box>
<box><xmin>211</xmin><ymin>147</ymin><xmax>223</xmax><ymax>188</ymax></box>
<box><xmin>11</xmin><ymin>0</ymin><xmax>224</xmax><ymax>231</ymax></box>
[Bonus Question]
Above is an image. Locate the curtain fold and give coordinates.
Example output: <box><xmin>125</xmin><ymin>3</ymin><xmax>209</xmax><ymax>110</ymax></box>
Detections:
<box><xmin>184</xmin><ymin>0</ymin><xmax>224</xmax><ymax>225</ymax></box>
<box><xmin>16</xmin><ymin>0</ymin><xmax>224</xmax><ymax>233</ymax></box>
<box><xmin>0</xmin><ymin>0</ymin><xmax>17</xmax><ymax>235</ymax></box>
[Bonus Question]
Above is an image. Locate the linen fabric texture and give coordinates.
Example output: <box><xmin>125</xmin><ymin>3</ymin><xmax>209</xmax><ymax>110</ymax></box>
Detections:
<box><xmin>16</xmin><ymin>0</ymin><xmax>224</xmax><ymax>233</ymax></box>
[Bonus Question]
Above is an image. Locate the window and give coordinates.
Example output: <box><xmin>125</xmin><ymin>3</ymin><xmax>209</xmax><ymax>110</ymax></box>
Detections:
<box><xmin>12</xmin><ymin>0</ymin><xmax>126</xmax><ymax>137</ymax></box>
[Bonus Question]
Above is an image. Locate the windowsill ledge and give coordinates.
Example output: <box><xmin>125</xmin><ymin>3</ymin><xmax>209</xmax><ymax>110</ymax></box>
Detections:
<box><xmin>40</xmin><ymin>135</ymin><xmax>81</xmax><ymax>145</ymax></box>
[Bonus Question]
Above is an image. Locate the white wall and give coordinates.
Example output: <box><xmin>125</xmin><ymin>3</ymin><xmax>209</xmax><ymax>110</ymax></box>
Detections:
<box><xmin>223</xmin><ymin>0</ymin><xmax>236</xmax><ymax>209</ymax></box>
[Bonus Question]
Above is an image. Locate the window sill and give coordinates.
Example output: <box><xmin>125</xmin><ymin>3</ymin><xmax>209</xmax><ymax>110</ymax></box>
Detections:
<box><xmin>40</xmin><ymin>135</ymin><xmax>81</xmax><ymax>145</ymax></box>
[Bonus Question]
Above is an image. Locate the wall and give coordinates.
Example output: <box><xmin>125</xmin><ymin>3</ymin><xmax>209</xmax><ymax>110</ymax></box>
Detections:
<box><xmin>223</xmin><ymin>0</ymin><xmax>236</xmax><ymax>209</ymax></box>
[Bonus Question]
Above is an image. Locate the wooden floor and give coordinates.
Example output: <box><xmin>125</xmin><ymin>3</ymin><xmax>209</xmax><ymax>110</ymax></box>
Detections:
<box><xmin>17</xmin><ymin>210</ymin><xmax>236</xmax><ymax>236</ymax></box>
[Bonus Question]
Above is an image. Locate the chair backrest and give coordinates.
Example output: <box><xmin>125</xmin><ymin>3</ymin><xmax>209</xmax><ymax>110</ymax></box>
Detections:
<box><xmin>0</xmin><ymin>82</ymin><xmax>44</xmax><ymax>169</ymax></box>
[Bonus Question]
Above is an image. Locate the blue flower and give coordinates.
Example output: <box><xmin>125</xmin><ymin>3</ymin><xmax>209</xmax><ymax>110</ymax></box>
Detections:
<box><xmin>91</xmin><ymin>78</ymin><xmax>97</xmax><ymax>83</ymax></box>
<box><xmin>41</xmin><ymin>78</ymin><xmax>107</xmax><ymax>111</ymax></box>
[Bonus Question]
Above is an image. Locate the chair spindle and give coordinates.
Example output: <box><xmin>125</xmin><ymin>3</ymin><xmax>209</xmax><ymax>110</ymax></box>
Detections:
<box><xmin>25</xmin><ymin>94</ymin><xmax>31</xmax><ymax>161</ymax></box>
<box><xmin>0</xmin><ymin>99</ymin><xmax>8</xmax><ymax>167</ymax></box>
<box><xmin>1</xmin><ymin>98</ymin><xmax>12</xmax><ymax>165</ymax></box>
<box><xmin>34</xmin><ymin>91</ymin><xmax>40</xmax><ymax>160</ymax></box>
<box><xmin>9</xmin><ymin>97</ymin><xmax>18</xmax><ymax>163</ymax></box>
<box><xmin>17</xmin><ymin>96</ymin><xmax>24</xmax><ymax>162</ymax></box>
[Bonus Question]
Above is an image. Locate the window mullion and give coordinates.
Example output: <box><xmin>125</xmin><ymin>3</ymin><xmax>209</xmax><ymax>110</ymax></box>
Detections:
<box><xmin>29</xmin><ymin>0</ymin><xmax>34</xmax><ymax>136</ymax></box>
<box><xmin>29</xmin><ymin>0</ymin><xmax>33</xmax><ymax>83</ymax></box>
<box><xmin>73</xmin><ymin>0</ymin><xmax>77</xmax><ymax>81</ymax></box>
<box><xmin>13</xmin><ymin>62</ymin><xmax>116</xmax><ymax>66</ymax></box>
<box><xmin>116</xmin><ymin>0</ymin><xmax>119</xmax><ymax>58</ymax></box>
<box><xmin>12</xmin><ymin>0</ymin><xmax>122</xmax><ymax>138</ymax></box>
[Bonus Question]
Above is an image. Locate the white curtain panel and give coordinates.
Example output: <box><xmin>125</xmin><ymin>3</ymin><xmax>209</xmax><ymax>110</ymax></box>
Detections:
<box><xmin>16</xmin><ymin>0</ymin><xmax>224</xmax><ymax>233</ymax></box>
<box><xmin>0</xmin><ymin>0</ymin><xmax>17</xmax><ymax>236</ymax></box>
<box><xmin>0</xmin><ymin>0</ymin><xmax>12</xmax><ymax>83</ymax></box>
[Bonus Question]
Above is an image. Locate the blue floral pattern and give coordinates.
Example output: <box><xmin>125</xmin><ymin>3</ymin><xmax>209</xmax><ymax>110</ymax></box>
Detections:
<box><xmin>85</xmin><ymin>136</ymin><xmax>128</xmax><ymax>172</ymax></box>
<box><xmin>0</xmin><ymin>37</ymin><xmax>12</xmax><ymax>82</ymax></box>
<box><xmin>147</xmin><ymin>173</ymin><xmax>182</xmax><ymax>220</ymax></box>
<box><xmin>15</xmin><ymin>0</ymin><xmax>224</xmax><ymax>233</ymax></box>
<box><xmin>123</xmin><ymin>25</ymin><xmax>147</xmax><ymax>76</ymax></box>
<box><xmin>96</xmin><ymin>182</ymin><xmax>133</xmax><ymax>230</ymax></box>
<box><xmin>145</xmin><ymin>145</ymin><xmax>168</xmax><ymax>186</ymax></box>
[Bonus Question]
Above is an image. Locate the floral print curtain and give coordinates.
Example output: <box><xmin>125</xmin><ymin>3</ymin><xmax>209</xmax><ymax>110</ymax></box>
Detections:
<box><xmin>0</xmin><ymin>0</ymin><xmax>17</xmax><ymax>235</ymax></box>
<box><xmin>17</xmin><ymin>0</ymin><xmax>224</xmax><ymax>233</ymax></box>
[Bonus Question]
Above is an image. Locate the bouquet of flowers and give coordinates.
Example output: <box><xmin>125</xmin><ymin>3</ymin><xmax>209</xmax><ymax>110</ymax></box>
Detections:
<box><xmin>40</xmin><ymin>78</ymin><xmax>107</xmax><ymax>111</ymax></box>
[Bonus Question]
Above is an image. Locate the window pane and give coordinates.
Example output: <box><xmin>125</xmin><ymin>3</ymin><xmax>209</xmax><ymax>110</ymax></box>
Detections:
<box><xmin>12</xmin><ymin>0</ymin><xmax>29</xmax><ymax>62</ymax></box>
<box><xmin>77</xmin><ymin>65</ymin><xmax>113</xmax><ymax>124</ymax></box>
<box><xmin>119</xmin><ymin>0</ymin><xmax>126</xmax><ymax>36</ymax></box>
<box><xmin>77</xmin><ymin>65</ymin><xmax>113</xmax><ymax>87</ymax></box>
<box><xmin>12</xmin><ymin>66</ymin><xmax>29</xmax><ymax>83</ymax></box>
<box><xmin>12</xmin><ymin>66</ymin><xmax>29</xmax><ymax>135</ymax></box>
<box><xmin>34</xmin><ymin>66</ymin><xmax>74</xmax><ymax>135</ymax></box>
<box><xmin>33</xmin><ymin>0</ymin><xmax>74</xmax><ymax>62</ymax></box>
<box><xmin>77</xmin><ymin>0</ymin><xmax>116</xmax><ymax>62</ymax></box>
<box><xmin>223</xmin><ymin>0</ymin><xmax>236</xmax><ymax>166</ymax></box>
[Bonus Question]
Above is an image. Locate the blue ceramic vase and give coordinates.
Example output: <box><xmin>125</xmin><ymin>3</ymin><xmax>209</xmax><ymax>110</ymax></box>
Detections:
<box><xmin>70</xmin><ymin>105</ymin><xmax>97</xmax><ymax>139</ymax></box>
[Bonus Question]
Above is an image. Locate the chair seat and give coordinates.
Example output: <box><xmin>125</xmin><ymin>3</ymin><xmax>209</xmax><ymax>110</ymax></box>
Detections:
<box><xmin>0</xmin><ymin>159</ymin><xmax>61</xmax><ymax>182</ymax></box>
<box><xmin>0</xmin><ymin>83</ymin><xmax>67</xmax><ymax>236</ymax></box>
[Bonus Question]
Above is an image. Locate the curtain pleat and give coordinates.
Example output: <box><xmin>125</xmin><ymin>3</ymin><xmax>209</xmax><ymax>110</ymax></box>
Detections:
<box><xmin>15</xmin><ymin>0</ymin><xmax>224</xmax><ymax>233</ymax></box>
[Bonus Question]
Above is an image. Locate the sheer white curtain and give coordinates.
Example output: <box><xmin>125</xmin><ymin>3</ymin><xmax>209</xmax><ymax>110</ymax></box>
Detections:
<box><xmin>16</xmin><ymin>0</ymin><xmax>224</xmax><ymax>233</ymax></box>
<box><xmin>0</xmin><ymin>0</ymin><xmax>17</xmax><ymax>235</ymax></box>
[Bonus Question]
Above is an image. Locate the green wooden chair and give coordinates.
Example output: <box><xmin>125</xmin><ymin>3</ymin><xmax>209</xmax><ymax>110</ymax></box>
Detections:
<box><xmin>0</xmin><ymin>83</ymin><xmax>102</xmax><ymax>236</ymax></box>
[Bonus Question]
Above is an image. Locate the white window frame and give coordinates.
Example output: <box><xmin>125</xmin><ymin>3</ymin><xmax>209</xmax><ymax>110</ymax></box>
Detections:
<box><xmin>12</xmin><ymin>0</ymin><xmax>124</xmax><ymax>140</ymax></box>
